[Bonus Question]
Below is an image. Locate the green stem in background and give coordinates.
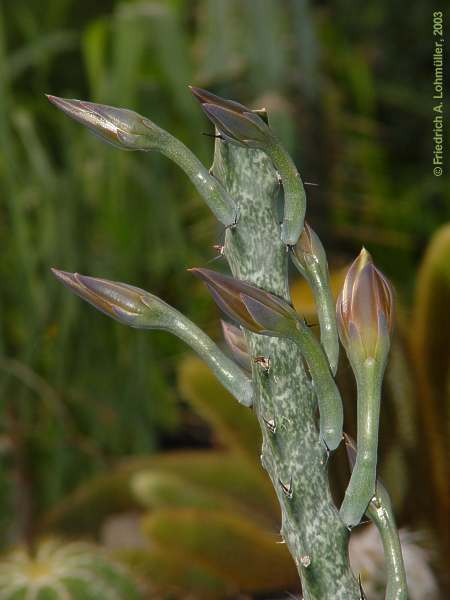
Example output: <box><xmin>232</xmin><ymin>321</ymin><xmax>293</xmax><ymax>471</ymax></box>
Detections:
<box><xmin>340</xmin><ymin>358</ymin><xmax>381</xmax><ymax>526</ymax></box>
<box><xmin>367</xmin><ymin>481</ymin><xmax>408</xmax><ymax>600</ymax></box>
<box><xmin>265</xmin><ymin>138</ymin><xmax>306</xmax><ymax>246</ymax></box>
<box><xmin>290</xmin><ymin>223</ymin><xmax>339</xmax><ymax>375</ymax></box>
<box><xmin>291</xmin><ymin>321</ymin><xmax>343</xmax><ymax>451</ymax></box>
<box><xmin>51</xmin><ymin>270</ymin><xmax>253</xmax><ymax>407</ymax></box>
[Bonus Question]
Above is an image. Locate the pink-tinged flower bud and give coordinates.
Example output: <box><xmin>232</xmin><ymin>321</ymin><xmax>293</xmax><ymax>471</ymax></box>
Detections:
<box><xmin>189</xmin><ymin>86</ymin><xmax>271</xmax><ymax>148</ymax></box>
<box><xmin>51</xmin><ymin>269</ymin><xmax>169</xmax><ymax>328</ymax></box>
<box><xmin>189</xmin><ymin>268</ymin><xmax>297</xmax><ymax>336</ymax></box>
<box><xmin>292</xmin><ymin>222</ymin><xmax>327</xmax><ymax>276</ymax></box>
<box><xmin>46</xmin><ymin>96</ymin><xmax>166</xmax><ymax>151</ymax></box>
<box><xmin>221</xmin><ymin>321</ymin><xmax>251</xmax><ymax>372</ymax></box>
<box><xmin>336</xmin><ymin>248</ymin><xmax>394</xmax><ymax>363</ymax></box>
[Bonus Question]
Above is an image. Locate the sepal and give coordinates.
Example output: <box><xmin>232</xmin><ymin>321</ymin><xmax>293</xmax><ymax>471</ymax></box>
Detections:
<box><xmin>46</xmin><ymin>95</ymin><xmax>166</xmax><ymax>151</ymax></box>
<box><xmin>189</xmin><ymin>268</ymin><xmax>297</xmax><ymax>336</ymax></box>
<box><xmin>189</xmin><ymin>86</ymin><xmax>271</xmax><ymax>148</ymax></box>
<box><xmin>51</xmin><ymin>269</ymin><xmax>170</xmax><ymax>328</ymax></box>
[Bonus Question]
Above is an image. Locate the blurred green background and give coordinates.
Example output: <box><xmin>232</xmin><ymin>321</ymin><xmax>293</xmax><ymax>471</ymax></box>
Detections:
<box><xmin>0</xmin><ymin>1</ymin><xmax>448</xmax><ymax>598</ymax></box>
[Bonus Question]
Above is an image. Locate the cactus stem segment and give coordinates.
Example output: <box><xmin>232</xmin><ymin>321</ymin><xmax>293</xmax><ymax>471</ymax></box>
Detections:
<box><xmin>366</xmin><ymin>483</ymin><xmax>408</xmax><ymax>599</ymax></box>
<box><xmin>344</xmin><ymin>434</ymin><xmax>407</xmax><ymax>599</ymax></box>
<box><xmin>265</xmin><ymin>139</ymin><xmax>307</xmax><ymax>246</ymax></box>
<box><xmin>340</xmin><ymin>359</ymin><xmax>382</xmax><ymax>526</ymax></box>
<box><xmin>291</xmin><ymin>322</ymin><xmax>343</xmax><ymax>451</ymax></box>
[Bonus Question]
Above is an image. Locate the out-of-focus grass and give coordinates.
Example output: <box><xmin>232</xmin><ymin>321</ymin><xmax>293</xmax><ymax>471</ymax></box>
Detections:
<box><xmin>0</xmin><ymin>1</ymin><xmax>215</xmax><ymax>542</ymax></box>
<box><xmin>0</xmin><ymin>0</ymin><xmax>447</xmax><ymax>555</ymax></box>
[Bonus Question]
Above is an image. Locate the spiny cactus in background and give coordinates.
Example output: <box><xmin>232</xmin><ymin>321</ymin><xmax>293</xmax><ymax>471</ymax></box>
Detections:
<box><xmin>0</xmin><ymin>538</ymin><xmax>143</xmax><ymax>599</ymax></box>
<box><xmin>47</xmin><ymin>88</ymin><xmax>407</xmax><ymax>599</ymax></box>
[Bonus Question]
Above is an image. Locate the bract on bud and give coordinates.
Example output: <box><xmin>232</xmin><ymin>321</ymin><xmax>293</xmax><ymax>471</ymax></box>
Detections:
<box><xmin>189</xmin><ymin>86</ymin><xmax>271</xmax><ymax>148</ymax></box>
<box><xmin>221</xmin><ymin>321</ymin><xmax>251</xmax><ymax>372</ymax></box>
<box><xmin>51</xmin><ymin>269</ymin><xmax>169</xmax><ymax>328</ymax></box>
<box><xmin>336</xmin><ymin>248</ymin><xmax>394</xmax><ymax>364</ymax></box>
<box><xmin>46</xmin><ymin>96</ymin><xmax>166</xmax><ymax>151</ymax></box>
<box><xmin>189</xmin><ymin>268</ymin><xmax>297</xmax><ymax>336</ymax></box>
<box><xmin>292</xmin><ymin>222</ymin><xmax>327</xmax><ymax>276</ymax></box>
<box><xmin>291</xmin><ymin>222</ymin><xmax>339</xmax><ymax>374</ymax></box>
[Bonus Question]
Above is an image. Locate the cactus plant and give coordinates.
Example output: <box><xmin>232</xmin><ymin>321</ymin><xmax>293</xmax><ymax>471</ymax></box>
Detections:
<box><xmin>0</xmin><ymin>538</ymin><xmax>143</xmax><ymax>599</ymax></box>
<box><xmin>47</xmin><ymin>87</ymin><xmax>407</xmax><ymax>598</ymax></box>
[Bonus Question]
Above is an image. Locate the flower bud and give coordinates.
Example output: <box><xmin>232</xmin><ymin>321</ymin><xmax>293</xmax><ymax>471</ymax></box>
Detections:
<box><xmin>292</xmin><ymin>222</ymin><xmax>327</xmax><ymax>277</ymax></box>
<box><xmin>189</xmin><ymin>86</ymin><xmax>271</xmax><ymax>148</ymax></box>
<box><xmin>46</xmin><ymin>96</ymin><xmax>167</xmax><ymax>151</ymax></box>
<box><xmin>51</xmin><ymin>269</ymin><xmax>169</xmax><ymax>328</ymax></box>
<box><xmin>291</xmin><ymin>222</ymin><xmax>339</xmax><ymax>374</ymax></box>
<box><xmin>189</xmin><ymin>268</ymin><xmax>297</xmax><ymax>336</ymax></box>
<box><xmin>221</xmin><ymin>321</ymin><xmax>251</xmax><ymax>372</ymax></box>
<box><xmin>336</xmin><ymin>248</ymin><xmax>394</xmax><ymax>364</ymax></box>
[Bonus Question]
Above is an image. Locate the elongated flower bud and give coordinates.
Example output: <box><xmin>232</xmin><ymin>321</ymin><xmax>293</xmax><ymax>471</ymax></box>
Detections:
<box><xmin>189</xmin><ymin>268</ymin><xmax>298</xmax><ymax>336</ymax></box>
<box><xmin>51</xmin><ymin>269</ymin><xmax>254</xmax><ymax>407</ymax></box>
<box><xmin>189</xmin><ymin>86</ymin><xmax>271</xmax><ymax>148</ymax></box>
<box><xmin>190</xmin><ymin>267</ymin><xmax>343</xmax><ymax>450</ymax></box>
<box><xmin>337</xmin><ymin>250</ymin><xmax>395</xmax><ymax>527</ymax></box>
<box><xmin>47</xmin><ymin>95</ymin><xmax>237</xmax><ymax>227</ymax></box>
<box><xmin>291</xmin><ymin>222</ymin><xmax>339</xmax><ymax>374</ymax></box>
<box><xmin>221</xmin><ymin>321</ymin><xmax>251</xmax><ymax>372</ymax></box>
<box><xmin>337</xmin><ymin>248</ymin><xmax>394</xmax><ymax>366</ymax></box>
<box><xmin>46</xmin><ymin>96</ymin><xmax>167</xmax><ymax>151</ymax></box>
<box><xmin>343</xmin><ymin>435</ymin><xmax>408</xmax><ymax>599</ymax></box>
<box><xmin>51</xmin><ymin>269</ymin><xmax>170</xmax><ymax>327</ymax></box>
<box><xmin>190</xmin><ymin>86</ymin><xmax>306</xmax><ymax>245</ymax></box>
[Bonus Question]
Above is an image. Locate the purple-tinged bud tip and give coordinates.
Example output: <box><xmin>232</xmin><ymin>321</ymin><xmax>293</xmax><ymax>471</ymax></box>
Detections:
<box><xmin>189</xmin><ymin>267</ymin><xmax>297</xmax><ymax>336</ymax></box>
<box><xmin>46</xmin><ymin>95</ymin><xmax>164</xmax><ymax>151</ymax></box>
<box><xmin>189</xmin><ymin>86</ymin><xmax>271</xmax><ymax>148</ymax></box>
<box><xmin>336</xmin><ymin>249</ymin><xmax>395</xmax><ymax>362</ymax></box>
<box><xmin>221</xmin><ymin>321</ymin><xmax>251</xmax><ymax>372</ymax></box>
<box><xmin>51</xmin><ymin>268</ymin><xmax>169</xmax><ymax>329</ymax></box>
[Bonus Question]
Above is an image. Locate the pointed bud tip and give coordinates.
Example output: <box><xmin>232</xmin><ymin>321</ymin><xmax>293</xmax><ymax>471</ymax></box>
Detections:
<box><xmin>45</xmin><ymin>94</ymin><xmax>73</xmax><ymax>108</ymax></box>
<box><xmin>46</xmin><ymin>94</ymin><xmax>66</xmax><ymax>109</ymax></box>
<box><xmin>51</xmin><ymin>267</ymin><xmax>75</xmax><ymax>283</ymax></box>
<box><xmin>188</xmin><ymin>86</ymin><xmax>213</xmax><ymax>105</ymax></box>
<box><xmin>358</xmin><ymin>247</ymin><xmax>373</xmax><ymax>265</ymax></box>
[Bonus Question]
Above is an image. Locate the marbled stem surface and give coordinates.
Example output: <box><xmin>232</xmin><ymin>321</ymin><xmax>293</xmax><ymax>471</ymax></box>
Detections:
<box><xmin>212</xmin><ymin>140</ymin><xmax>360</xmax><ymax>599</ymax></box>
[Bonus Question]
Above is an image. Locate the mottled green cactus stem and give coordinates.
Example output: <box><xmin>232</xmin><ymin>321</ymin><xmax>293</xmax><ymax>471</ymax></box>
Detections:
<box><xmin>212</xmin><ymin>138</ymin><xmax>359</xmax><ymax>600</ymax></box>
<box><xmin>48</xmin><ymin>87</ymin><xmax>406</xmax><ymax>600</ymax></box>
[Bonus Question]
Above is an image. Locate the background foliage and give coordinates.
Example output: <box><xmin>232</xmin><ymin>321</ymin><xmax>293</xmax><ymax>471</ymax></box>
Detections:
<box><xmin>0</xmin><ymin>0</ymin><xmax>448</xmax><ymax>597</ymax></box>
